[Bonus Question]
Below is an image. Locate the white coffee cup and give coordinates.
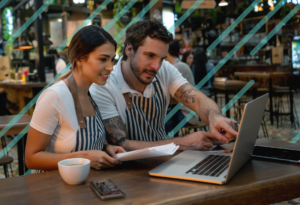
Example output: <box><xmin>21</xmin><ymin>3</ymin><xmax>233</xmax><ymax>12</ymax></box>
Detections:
<box><xmin>58</xmin><ymin>158</ymin><xmax>90</xmax><ymax>185</ymax></box>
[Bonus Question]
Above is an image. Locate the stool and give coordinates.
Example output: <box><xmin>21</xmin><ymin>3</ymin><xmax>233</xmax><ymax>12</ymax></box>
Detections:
<box><xmin>0</xmin><ymin>156</ymin><xmax>14</xmax><ymax>178</ymax></box>
<box><xmin>0</xmin><ymin>136</ymin><xmax>14</xmax><ymax>178</ymax></box>
<box><xmin>273</xmin><ymin>89</ymin><xmax>299</xmax><ymax>129</ymax></box>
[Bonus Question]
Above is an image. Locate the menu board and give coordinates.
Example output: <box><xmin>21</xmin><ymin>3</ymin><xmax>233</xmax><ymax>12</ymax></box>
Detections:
<box><xmin>241</xmin><ymin>17</ymin><xmax>267</xmax><ymax>35</ymax></box>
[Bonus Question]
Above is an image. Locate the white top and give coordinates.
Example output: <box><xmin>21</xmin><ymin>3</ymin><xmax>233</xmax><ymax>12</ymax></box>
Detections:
<box><xmin>173</xmin><ymin>58</ymin><xmax>199</xmax><ymax>125</ymax></box>
<box><xmin>90</xmin><ymin>57</ymin><xmax>188</xmax><ymax>125</ymax></box>
<box><xmin>30</xmin><ymin>81</ymin><xmax>78</xmax><ymax>153</ymax></box>
<box><xmin>56</xmin><ymin>58</ymin><xmax>67</xmax><ymax>74</ymax></box>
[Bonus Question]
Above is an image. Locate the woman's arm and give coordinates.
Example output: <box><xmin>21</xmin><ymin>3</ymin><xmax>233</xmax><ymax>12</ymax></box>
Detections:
<box><xmin>25</xmin><ymin>126</ymin><xmax>121</xmax><ymax>171</ymax></box>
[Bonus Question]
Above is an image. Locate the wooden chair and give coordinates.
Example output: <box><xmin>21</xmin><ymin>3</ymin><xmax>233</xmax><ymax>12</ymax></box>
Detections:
<box><xmin>180</xmin><ymin>121</ymin><xmax>208</xmax><ymax>136</ymax></box>
<box><xmin>0</xmin><ymin>136</ymin><xmax>14</xmax><ymax>178</ymax></box>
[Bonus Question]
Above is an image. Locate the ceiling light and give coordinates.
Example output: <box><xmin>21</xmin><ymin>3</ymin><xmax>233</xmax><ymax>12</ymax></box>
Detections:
<box><xmin>219</xmin><ymin>0</ymin><xmax>228</xmax><ymax>7</ymax></box>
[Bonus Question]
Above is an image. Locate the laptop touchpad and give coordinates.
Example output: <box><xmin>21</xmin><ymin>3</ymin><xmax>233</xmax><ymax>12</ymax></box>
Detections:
<box><xmin>170</xmin><ymin>158</ymin><xmax>197</xmax><ymax>166</ymax></box>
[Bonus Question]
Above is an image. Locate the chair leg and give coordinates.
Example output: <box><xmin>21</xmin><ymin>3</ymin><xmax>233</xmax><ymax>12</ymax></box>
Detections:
<box><xmin>4</xmin><ymin>165</ymin><xmax>8</xmax><ymax>178</ymax></box>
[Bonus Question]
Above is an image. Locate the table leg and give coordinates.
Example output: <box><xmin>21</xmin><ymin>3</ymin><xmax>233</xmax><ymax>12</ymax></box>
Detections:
<box><xmin>290</xmin><ymin>91</ymin><xmax>294</xmax><ymax>126</ymax></box>
<box><xmin>17</xmin><ymin>134</ymin><xmax>27</xmax><ymax>175</ymax></box>
<box><xmin>269</xmin><ymin>78</ymin><xmax>273</xmax><ymax>125</ymax></box>
<box><xmin>225</xmin><ymin>91</ymin><xmax>230</xmax><ymax>118</ymax></box>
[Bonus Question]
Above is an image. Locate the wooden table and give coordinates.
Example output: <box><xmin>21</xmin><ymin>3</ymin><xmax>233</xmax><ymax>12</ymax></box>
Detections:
<box><xmin>0</xmin><ymin>82</ymin><xmax>47</xmax><ymax>115</ymax></box>
<box><xmin>234</xmin><ymin>72</ymin><xmax>294</xmax><ymax>125</ymax></box>
<box><xmin>1</xmin><ymin>139</ymin><xmax>300</xmax><ymax>205</ymax></box>
<box><xmin>0</xmin><ymin>114</ymin><xmax>31</xmax><ymax>175</ymax></box>
<box><xmin>213</xmin><ymin>80</ymin><xmax>260</xmax><ymax>118</ymax></box>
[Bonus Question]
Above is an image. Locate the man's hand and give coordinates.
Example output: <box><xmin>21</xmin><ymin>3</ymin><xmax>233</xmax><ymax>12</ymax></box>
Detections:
<box><xmin>177</xmin><ymin>131</ymin><xmax>217</xmax><ymax>151</ymax></box>
<box><xmin>105</xmin><ymin>144</ymin><xmax>126</xmax><ymax>158</ymax></box>
<box><xmin>208</xmin><ymin>112</ymin><xmax>238</xmax><ymax>144</ymax></box>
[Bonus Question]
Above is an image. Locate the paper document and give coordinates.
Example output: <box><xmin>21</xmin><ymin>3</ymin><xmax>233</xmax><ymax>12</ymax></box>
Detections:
<box><xmin>116</xmin><ymin>143</ymin><xmax>179</xmax><ymax>162</ymax></box>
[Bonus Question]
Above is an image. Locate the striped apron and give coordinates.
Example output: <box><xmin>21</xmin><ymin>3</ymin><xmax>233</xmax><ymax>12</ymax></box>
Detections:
<box><xmin>73</xmin><ymin>94</ymin><xmax>106</xmax><ymax>152</ymax></box>
<box><xmin>123</xmin><ymin>79</ymin><xmax>168</xmax><ymax>141</ymax></box>
<box><xmin>35</xmin><ymin>75</ymin><xmax>106</xmax><ymax>173</ymax></box>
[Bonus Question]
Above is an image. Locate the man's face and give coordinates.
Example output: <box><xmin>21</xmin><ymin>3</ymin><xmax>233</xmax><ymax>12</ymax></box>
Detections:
<box><xmin>129</xmin><ymin>36</ymin><xmax>169</xmax><ymax>85</ymax></box>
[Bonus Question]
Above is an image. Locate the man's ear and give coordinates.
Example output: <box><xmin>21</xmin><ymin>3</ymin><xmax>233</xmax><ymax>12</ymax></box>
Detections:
<box><xmin>125</xmin><ymin>43</ymin><xmax>134</xmax><ymax>58</ymax></box>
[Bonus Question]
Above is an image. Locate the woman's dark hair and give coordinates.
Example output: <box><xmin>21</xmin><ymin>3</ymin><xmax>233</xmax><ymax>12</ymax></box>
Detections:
<box><xmin>193</xmin><ymin>49</ymin><xmax>208</xmax><ymax>87</ymax></box>
<box><xmin>182</xmin><ymin>52</ymin><xmax>191</xmax><ymax>64</ymax></box>
<box><xmin>57</xmin><ymin>25</ymin><xmax>117</xmax><ymax>81</ymax></box>
<box><xmin>122</xmin><ymin>19</ymin><xmax>173</xmax><ymax>60</ymax></box>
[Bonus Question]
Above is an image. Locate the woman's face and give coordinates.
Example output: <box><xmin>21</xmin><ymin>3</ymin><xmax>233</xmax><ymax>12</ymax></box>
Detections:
<box><xmin>79</xmin><ymin>42</ymin><xmax>116</xmax><ymax>85</ymax></box>
<box><xmin>186</xmin><ymin>54</ymin><xmax>194</xmax><ymax>66</ymax></box>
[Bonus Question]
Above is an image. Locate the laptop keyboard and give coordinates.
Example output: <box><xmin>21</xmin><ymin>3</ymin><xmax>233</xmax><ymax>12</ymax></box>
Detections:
<box><xmin>186</xmin><ymin>155</ymin><xmax>231</xmax><ymax>177</ymax></box>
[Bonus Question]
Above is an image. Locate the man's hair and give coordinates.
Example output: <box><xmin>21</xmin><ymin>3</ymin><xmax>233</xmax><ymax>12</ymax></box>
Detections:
<box><xmin>168</xmin><ymin>40</ymin><xmax>180</xmax><ymax>57</ymax></box>
<box><xmin>122</xmin><ymin>19</ymin><xmax>173</xmax><ymax>60</ymax></box>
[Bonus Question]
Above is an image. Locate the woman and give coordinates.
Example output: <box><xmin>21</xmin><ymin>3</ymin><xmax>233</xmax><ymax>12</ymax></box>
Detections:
<box><xmin>25</xmin><ymin>25</ymin><xmax>125</xmax><ymax>171</ymax></box>
<box><xmin>192</xmin><ymin>49</ymin><xmax>214</xmax><ymax>97</ymax></box>
<box><xmin>182</xmin><ymin>52</ymin><xmax>194</xmax><ymax>67</ymax></box>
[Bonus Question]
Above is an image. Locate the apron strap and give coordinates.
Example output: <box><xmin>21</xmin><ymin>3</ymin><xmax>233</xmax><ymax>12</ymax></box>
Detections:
<box><xmin>123</xmin><ymin>93</ymin><xmax>134</xmax><ymax>109</ymax></box>
<box><xmin>67</xmin><ymin>73</ymin><xmax>86</xmax><ymax>129</ymax></box>
<box><xmin>123</xmin><ymin>77</ymin><xmax>161</xmax><ymax>109</ymax></box>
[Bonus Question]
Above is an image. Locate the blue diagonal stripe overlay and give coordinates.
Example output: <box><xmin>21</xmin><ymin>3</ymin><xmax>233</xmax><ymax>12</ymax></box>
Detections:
<box><xmin>6</xmin><ymin>0</ymin><xmax>55</xmax><ymax>45</ymax></box>
<box><xmin>251</xmin><ymin>4</ymin><xmax>300</xmax><ymax>55</ymax></box>
<box><xmin>167</xmin><ymin>80</ymin><xmax>255</xmax><ymax>138</ymax></box>
<box><xmin>290</xmin><ymin>133</ymin><xmax>300</xmax><ymax>144</ymax></box>
<box><xmin>165</xmin><ymin>0</ymin><xmax>286</xmax><ymax>124</ymax></box>
<box><xmin>207</xmin><ymin>0</ymin><xmax>261</xmax><ymax>52</ymax></box>
<box><xmin>0</xmin><ymin>0</ymin><xmax>9</xmax><ymax>9</ymax></box>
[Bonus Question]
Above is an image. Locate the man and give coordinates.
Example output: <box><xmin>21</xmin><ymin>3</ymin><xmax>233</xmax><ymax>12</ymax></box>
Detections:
<box><xmin>165</xmin><ymin>40</ymin><xmax>199</xmax><ymax>128</ymax></box>
<box><xmin>48</xmin><ymin>49</ymin><xmax>67</xmax><ymax>74</ymax></box>
<box><xmin>90</xmin><ymin>20</ymin><xmax>238</xmax><ymax>151</ymax></box>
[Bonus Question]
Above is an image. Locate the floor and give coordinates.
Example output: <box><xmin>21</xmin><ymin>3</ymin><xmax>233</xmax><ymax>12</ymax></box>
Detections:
<box><xmin>0</xmin><ymin>93</ymin><xmax>300</xmax><ymax>204</ymax></box>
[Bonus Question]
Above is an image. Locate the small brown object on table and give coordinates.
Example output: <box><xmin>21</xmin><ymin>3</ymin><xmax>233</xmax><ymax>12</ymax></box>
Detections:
<box><xmin>1</xmin><ymin>139</ymin><xmax>300</xmax><ymax>205</ymax></box>
<box><xmin>0</xmin><ymin>114</ymin><xmax>31</xmax><ymax>175</ymax></box>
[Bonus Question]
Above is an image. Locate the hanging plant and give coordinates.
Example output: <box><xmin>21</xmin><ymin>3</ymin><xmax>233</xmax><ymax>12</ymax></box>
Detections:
<box><xmin>234</xmin><ymin>1</ymin><xmax>250</xmax><ymax>16</ymax></box>
<box><xmin>209</xmin><ymin>7</ymin><xmax>222</xmax><ymax>25</ymax></box>
<box><xmin>2</xmin><ymin>7</ymin><xmax>14</xmax><ymax>41</ymax></box>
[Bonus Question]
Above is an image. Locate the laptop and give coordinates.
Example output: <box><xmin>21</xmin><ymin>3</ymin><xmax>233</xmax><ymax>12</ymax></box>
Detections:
<box><xmin>149</xmin><ymin>93</ymin><xmax>269</xmax><ymax>185</ymax></box>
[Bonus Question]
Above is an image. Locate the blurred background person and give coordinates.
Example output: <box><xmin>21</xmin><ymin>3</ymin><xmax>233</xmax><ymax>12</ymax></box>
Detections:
<box><xmin>48</xmin><ymin>49</ymin><xmax>67</xmax><ymax>74</ymax></box>
<box><xmin>182</xmin><ymin>52</ymin><xmax>194</xmax><ymax>68</ymax></box>
<box><xmin>192</xmin><ymin>49</ymin><xmax>214</xmax><ymax>98</ymax></box>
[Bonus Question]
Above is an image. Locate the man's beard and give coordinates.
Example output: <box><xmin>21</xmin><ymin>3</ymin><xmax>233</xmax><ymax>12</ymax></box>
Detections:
<box><xmin>130</xmin><ymin>56</ymin><xmax>157</xmax><ymax>85</ymax></box>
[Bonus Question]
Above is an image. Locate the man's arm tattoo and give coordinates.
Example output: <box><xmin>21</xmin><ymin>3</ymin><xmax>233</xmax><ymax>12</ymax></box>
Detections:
<box><xmin>103</xmin><ymin>116</ymin><xmax>127</xmax><ymax>146</ymax></box>
<box><xmin>175</xmin><ymin>83</ymin><xmax>199</xmax><ymax>104</ymax></box>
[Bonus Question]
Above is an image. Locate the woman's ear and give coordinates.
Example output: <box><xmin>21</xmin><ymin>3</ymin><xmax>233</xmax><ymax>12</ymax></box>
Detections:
<box><xmin>75</xmin><ymin>59</ymin><xmax>82</xmax><ymax>68</ymax></box>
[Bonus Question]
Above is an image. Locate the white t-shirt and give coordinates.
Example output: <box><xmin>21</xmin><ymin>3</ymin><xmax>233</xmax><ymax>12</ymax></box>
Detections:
<box><xmin>56</xmin><ymin>58</ymin><xmax>67</xmax><ymax>74</ymax></box>
<box><xmin>90</xmin><ymin>57</ymin><xmax>188</xmax><ymax>125</ymax></box>
<box><xmin>30</xmin><ymin>81</ymin><xmax>78</xmax><ymax>153</ymax></box>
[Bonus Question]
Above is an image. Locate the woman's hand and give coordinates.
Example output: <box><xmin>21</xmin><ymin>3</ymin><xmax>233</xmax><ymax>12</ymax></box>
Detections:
<box><xmin>105</xmin><ymin>144</ymin><xmax>126</xmax><ymax>158</ymax></box>
<box><xmin>83</xmin><ymin>150</ymin><xmax>121</xmax><ymax>170</ymax></box>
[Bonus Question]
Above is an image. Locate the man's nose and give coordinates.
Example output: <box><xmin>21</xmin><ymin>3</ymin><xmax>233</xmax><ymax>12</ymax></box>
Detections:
<box><xmin>150</xmin><ymin>60</ymin><xmax>160</xmax><ymax>70</ymax></box>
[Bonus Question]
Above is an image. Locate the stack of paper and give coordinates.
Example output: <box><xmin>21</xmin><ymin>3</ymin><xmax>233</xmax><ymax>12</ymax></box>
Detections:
<box><xmin>116</xmin><ymin>143</ymin><xmax>179</xmax><ymax>162</ymax></box>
